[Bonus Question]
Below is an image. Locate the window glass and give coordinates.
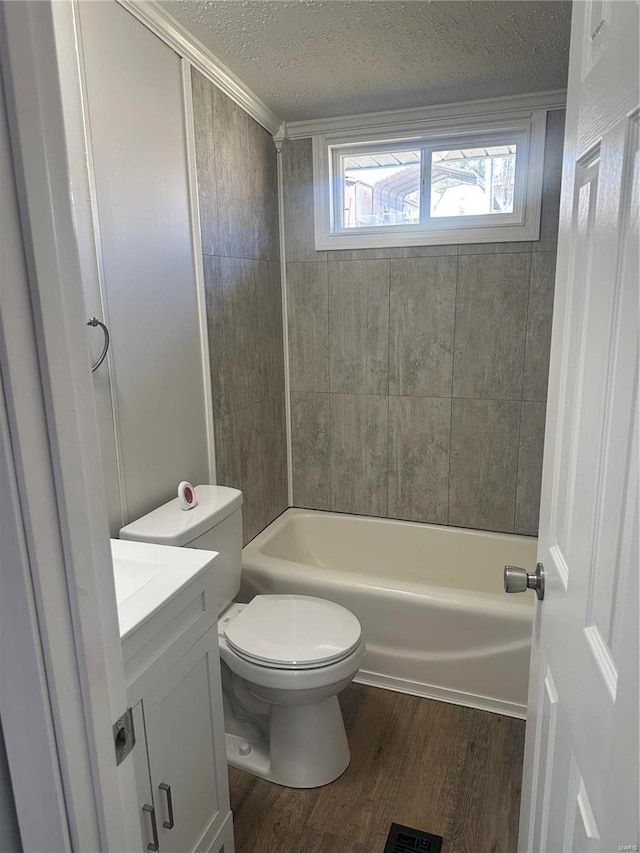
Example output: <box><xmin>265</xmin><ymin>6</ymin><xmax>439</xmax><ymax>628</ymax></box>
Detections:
<box><xmin>430</xmin><ymin>145</ymin><xmax>517</xmax><ymax>217</ymax></box>
<box><xmin>341</xmin><ymin>149</ymin><xmax>421</xmax><ymax>228</ymax></box>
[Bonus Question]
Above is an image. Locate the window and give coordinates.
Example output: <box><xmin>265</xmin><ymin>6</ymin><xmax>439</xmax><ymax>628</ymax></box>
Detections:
<box><xmin>312</xmin><ymin>109</ymin><xmax>548</xmax><ymax>250</ymax></box>
<box><xmin>430</xmin><ymin>145</ymin><xmax>516</xmax><ymax>217</ymax></box>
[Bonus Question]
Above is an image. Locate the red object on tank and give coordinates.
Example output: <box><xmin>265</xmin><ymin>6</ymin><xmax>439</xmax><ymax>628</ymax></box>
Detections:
<box><xmin>184</xmin><ymin>486</ymin><xmax>193</xmax><ymax>504</ymax></box>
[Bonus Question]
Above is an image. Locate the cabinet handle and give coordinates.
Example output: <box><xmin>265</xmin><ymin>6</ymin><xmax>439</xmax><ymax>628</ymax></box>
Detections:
<box><xmin>142</xmin><ymin>803</ymin><xmax>159</xmax><ymax>851</ymax></box>
<box><xmin>159</xmin><ymin>783</ymin><xmax>175</xmax><ymax>830</ymax></box>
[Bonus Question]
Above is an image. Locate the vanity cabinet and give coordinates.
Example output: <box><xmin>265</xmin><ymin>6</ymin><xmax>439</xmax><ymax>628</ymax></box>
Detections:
<box><xmin>115</xmin><ymin>540</ymin><xmax>234</xmax><ymax>853</ymax></box>
<box><xmin>132</xmin><ymin>631</ymin><xmax>233</xmax><ymax>853</ymax></box>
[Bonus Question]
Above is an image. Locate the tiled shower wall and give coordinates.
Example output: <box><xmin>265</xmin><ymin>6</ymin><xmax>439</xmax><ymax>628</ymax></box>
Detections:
<box><xmin>191</xmin><ymin>69</ymin><xmax>287</xmax><ymax>543</ymax></box>
<box><xmin>283</xmin><ymin>110</ymin><xmax>565</xmax><ymax>535</ymax></box>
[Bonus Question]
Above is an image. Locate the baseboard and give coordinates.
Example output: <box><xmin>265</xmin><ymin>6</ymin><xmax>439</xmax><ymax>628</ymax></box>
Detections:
<box><xmin>354</xmin><ymin>670</ymin><xmax>528</xmax><ymax>720</ymax></box>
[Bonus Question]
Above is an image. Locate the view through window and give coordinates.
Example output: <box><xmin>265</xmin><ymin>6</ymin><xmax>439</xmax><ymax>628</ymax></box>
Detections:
<box><xmin>342</xmin><ymin>150</ymin><xmax>421</xmax><ymax>228</ymax></box>
<box><xmin>430</xmin><ymin>145</ymin><xmax>516</xmax><ymax>217</ymax></box>
<box><xmin>340</xmin><ymin>144</ymin><xmax>517</xmax><ymax>228</ymax></box>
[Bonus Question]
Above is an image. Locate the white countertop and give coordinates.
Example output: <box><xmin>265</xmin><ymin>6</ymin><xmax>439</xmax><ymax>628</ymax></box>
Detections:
<box><xmin>111</xmin><ymin>539</ymin><xmax>218</xmax><ymax>639</ymax></box>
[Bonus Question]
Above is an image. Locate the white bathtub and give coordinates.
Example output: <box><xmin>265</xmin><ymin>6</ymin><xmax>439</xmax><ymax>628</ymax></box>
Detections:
<box><xmin>241</xmin><ymin>509</ymin><xmax>537</xmax><ymax>718</ymax></box>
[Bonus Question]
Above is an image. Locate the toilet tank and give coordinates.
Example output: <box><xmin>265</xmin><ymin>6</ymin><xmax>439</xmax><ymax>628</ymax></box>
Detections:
<box><xmin>119</xmin><ymin>485</ymin><xmax>243</xmax><ymax>615</ymax></box>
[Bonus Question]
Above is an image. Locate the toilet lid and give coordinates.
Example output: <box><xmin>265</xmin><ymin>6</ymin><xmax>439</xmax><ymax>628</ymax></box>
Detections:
<box><xmin>224</xmin><ymin>595</ymin><xmax>362</xmax><ymax>670</ymax></box>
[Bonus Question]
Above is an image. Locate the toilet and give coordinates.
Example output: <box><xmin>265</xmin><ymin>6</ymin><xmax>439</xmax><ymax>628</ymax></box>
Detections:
<box><xmin>119</xmin><ymin>485</ymin><xmax>365</xmax><ymax>788</ymax></box>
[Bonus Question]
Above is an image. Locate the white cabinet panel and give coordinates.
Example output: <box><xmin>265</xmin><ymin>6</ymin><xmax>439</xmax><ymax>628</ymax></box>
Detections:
<box><xmin>141</xmin><ymin>631</ymin><xmax>231</xmax><ymax>853</ymax></box>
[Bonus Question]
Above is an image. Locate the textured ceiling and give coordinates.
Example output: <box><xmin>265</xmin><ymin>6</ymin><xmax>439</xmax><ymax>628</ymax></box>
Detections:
<box><xmin>160</xmin><ymin>0</ymin><xmax>572</xmax><ymax>122</ymax></box>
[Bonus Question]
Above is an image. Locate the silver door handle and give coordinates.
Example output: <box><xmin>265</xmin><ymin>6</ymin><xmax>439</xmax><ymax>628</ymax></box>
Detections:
<box><xmin>504</xmin><ymin>562</ymin><xmax>545</xmax><ymax>600</ymax></box>
<box><xmin>142</xmin><ymin>803</ymin><xmax>159</xmax><ymax>851</ymax></box>
<box><xmin>159</xmin><ymin>782</ymin><xmax>175</xmax><ymax>829</ymax></box>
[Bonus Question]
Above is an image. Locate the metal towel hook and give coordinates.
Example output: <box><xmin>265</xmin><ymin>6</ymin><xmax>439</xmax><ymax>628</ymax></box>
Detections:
<box><xmin>87</xmin><ymin>317</ymin><xmax>110</xmax><ymax>373</ymax></box>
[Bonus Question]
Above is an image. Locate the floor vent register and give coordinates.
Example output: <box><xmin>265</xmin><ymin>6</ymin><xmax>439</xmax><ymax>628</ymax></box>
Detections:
<box><xmin>383</xmin><ymin>822</ymin><xmax>444</xmax><ymax>853</ymax></box>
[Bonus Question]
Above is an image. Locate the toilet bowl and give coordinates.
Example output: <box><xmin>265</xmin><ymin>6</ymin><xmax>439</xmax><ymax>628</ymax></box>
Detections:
<box><xmin>119</xmin><ymin>485</ymin><xmax>365</xmax><ymax>788</ymax></box>
<box><xmin>219</xmin><ymin>596</ymin><xmax>365</xmax><ymax>787</ymax></box>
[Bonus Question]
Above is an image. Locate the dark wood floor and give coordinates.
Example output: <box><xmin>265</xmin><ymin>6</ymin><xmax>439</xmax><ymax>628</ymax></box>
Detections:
<box><xmin>228</xmin><ymin>683</ymin><xmax>526</xmax><ymax>853</ymax></box>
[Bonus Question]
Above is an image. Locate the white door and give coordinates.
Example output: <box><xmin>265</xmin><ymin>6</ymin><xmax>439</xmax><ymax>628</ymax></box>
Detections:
<box><xmin>0</xmin><ymin>3</ymin><xmax>142</xmax><ymax>849</ymax></box>
<box><xmin>518</xmin><ymin>2</ymin><xmax>639</xmax><ymax>851</ymax></box>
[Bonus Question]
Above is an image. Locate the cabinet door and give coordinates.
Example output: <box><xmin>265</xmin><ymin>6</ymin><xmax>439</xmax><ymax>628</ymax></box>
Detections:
<box><xmin>76</xmin><ymin>0</ymin><xmax>211</xmax><ymax>532</ymax></box>
<box><xmin>143</xmin><ymin>631</ymin><xmax>231</xmax><ymax>853</ymax></box>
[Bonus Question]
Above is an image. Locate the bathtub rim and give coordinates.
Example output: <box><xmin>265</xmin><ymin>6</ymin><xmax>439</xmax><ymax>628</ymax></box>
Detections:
<box><xmin>243</xmin><ymin>507</ymin><xmax>536</xmax><ymax>614</ymax></box>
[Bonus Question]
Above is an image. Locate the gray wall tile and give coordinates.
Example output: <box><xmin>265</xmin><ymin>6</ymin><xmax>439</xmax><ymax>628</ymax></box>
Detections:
<box><xmin>388</xmin><ymin>396</ymin><xmax>451</xmax><ymax>524</ymax></box>
<box><xmin>389</xmin><ymin>256</ymin><xmax>457</xmax><ymax>397</ymax></box>
<box><xmin>328</xmin><ymin>248</ymin><xmax>391</xmax><ymax>261</ymax></box>
<box><xmin>458</xmin><ymin>242</ymin><xmax>532</xmax><ymax>255</ymax></box>
<box><xmin>193</xmin><ymin>68</ymin><xmax>280</xmax><ymax>263</ymax></box>
<box><xmin>537</xmin><ymin>110</ymin><xmax>565</xmax><ymax>253</ymax></box>
<box><xmin>453</xmin><ymin>253</ymin><xmax>531</xmax><ymax>399</ymax></box>
<box><xmin>524</xmin><ymin>252</ymin><xmax>556</xmax><ymax>401</ymax></box>
<box><xmin>449</xmin><ymin>399</ymin><xmax>521</xmax><ymax>532</ymax></box>
<box><xmin>291</xmin><ymin>392</ymin><xmax>331</xmax><ymax>509</ymax></box>
<box><xmin>191</xmin><ymin>69</ymin><xmax>219</xmax><ymax>256</ymax></box>
<box><xmin>247</xmin><ymin>118</ymin><xmax>280</xmax><ymax>261</ymax></box>
<box><xmin>255</xmin><ymin>260</ymin><xmax>285</xmax><ymax>399</ymax></box>
<box><xmin>330</xmin><ymin>394</ymin><xmax>388</xmax><ymax>516</ymax></box>
<box><xmin>327</xmin><ymin>246</ymin><xmax>459</xmax><ymax>261</ymax></box>
<box><xmin>193</xmin><ymin>72</ymin><xmax>286</xmax><ymax>540</ymax></box>
<box><xmin>234</xmin><ymin>402</ymin><xmax>267</xmax><ymax>543</ymax></box>
<box><xmin>328</xmin><ymin>260</ymin><xmax>390</xmax><ymax>394</ymax></box>
<box><xmin>261</xmin><ymin>394</ymin><xmax>288</xmax><ymax>525</ymax></box>
<box><xmin>515</xmin><ymin>402</ymin><xmax>547</xmax><ymax>535</ymax></box>
<box><xmin>213</xmin><ymin>413</ymin><xmax>238</xmax><ymax>488</ymax></box>
<box><xmin>214</xmin><ymin>409</ymin><xmax>265</xmax><ymax>541</ymax></box>
<box><xmin>282</xmin><ymin>138</ymin><xmax>324</xmax><ymax>262</ymax></box>
<box><xmin>214</xmin><ymin>398</ymin><xmax>287</xmax><ymax>544</ymax></box>
<box><xmin>388</xmin><ymin>245</ymin><xmax>459</xmax><ymax>258</ymax></box>
<box><xmin>212</xmin><ymin>86</ymin><xmax>252</xmax><ymax>260</ymax></box>
<box><xmin>204</xmin><ymin>255</ymin><xmax>262</xmax><ymax>416</ymax></box>
<box><xmin>287</xmin><ymin>261</ymin><xmax>329</xmax><ymax>391</ymax></box>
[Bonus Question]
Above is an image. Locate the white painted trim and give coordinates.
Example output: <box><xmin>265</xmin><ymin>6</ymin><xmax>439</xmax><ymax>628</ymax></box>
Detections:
<box><xmin>285</xmin><ymin>88</ymin><xmax>567</xmax><ymax>140</ymax></box>
<box><xmin>0</xmin><ymin>373</ymin><xmax>71</xmax><ymax>853</ymax></box>
<box><xmin>275</xmin><ymin>131</ymin><xmax>294</xmax><ymax>505</ymax></box>
<box><xmin>0</xmin><ymin>81</ymin><xmax>71</xmax><ymax>851</ymax></box>
<box><xmin>313</xmin><ymin>109</ymin><xmax>548</xmax><ymax>250</ymax></box>
<box><xmin>117</xmin><ymin>0</ymin><xmax>282</xmax><ymax>135</ymax></box>
<box><xmin>0</xmin><ymin>2</ymin><xmax>141</xmax><ymax>848</ymax></box>
<box><xmin>181</xmin><ymin>59</ymin><xmax>217</xmax><ymax>486</ymax></box>
<box><xmin>354</xmin><ymin>672</ymin><xmax>527</xmax><ymax>720</ymax></box>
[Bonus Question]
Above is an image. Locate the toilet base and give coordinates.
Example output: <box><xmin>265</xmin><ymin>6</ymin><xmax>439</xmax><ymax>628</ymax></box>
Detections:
<box><xmin>226</xmin><ymin>696</ymin><xmax>351</xmax><ymax>788</ymax></box>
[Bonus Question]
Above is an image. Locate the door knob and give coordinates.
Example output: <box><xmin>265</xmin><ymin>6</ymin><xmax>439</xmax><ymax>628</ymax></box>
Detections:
<box><xmin>504</xmin><ymin>562</ymin><xmax>545</xmax><ymax>600</ymax></box>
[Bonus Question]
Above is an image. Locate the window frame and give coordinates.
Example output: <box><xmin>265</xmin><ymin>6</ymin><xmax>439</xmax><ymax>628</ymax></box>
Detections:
<box><xmin>312</xmin><ymin>110</ymin><xmax>548</xmax><ymax>249</ymax></box>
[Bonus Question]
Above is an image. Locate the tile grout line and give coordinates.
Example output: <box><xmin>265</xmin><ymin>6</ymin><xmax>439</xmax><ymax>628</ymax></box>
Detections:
<box><xmin>322</xmin><ymin>391</ymin><xmax>546</xmax><ymax>402</ymax></box>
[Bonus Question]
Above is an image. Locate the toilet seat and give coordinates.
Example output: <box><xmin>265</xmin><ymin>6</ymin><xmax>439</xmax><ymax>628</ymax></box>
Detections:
<box><xmin>223</xmin><ymin>594</ymin><xmax>362</xmax><ymax>670</ymax></box>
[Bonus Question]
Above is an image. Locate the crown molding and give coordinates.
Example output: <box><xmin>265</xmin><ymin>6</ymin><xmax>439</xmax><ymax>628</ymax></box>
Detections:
<box><xmin>116</xmin><ymin>0</ymin><xmax>282</xmax><ymax>135</ymax></box>
<box><xmin>284</xmin><ymin>89</ymin><xmax>567</xmax><ymax>140</ymax></box>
